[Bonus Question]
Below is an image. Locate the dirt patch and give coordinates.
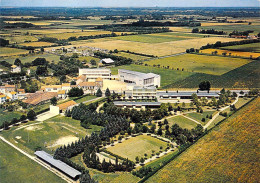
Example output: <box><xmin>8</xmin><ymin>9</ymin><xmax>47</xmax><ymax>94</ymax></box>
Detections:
<box><xmin>47</xmin><ymin>135</ymin><xmax>79</xmax><ymax>148</ymax></box>
<box><xmin>25</xmin><ymin>125</ymin><xmax>43</xmax><ymax>131</ymax></box>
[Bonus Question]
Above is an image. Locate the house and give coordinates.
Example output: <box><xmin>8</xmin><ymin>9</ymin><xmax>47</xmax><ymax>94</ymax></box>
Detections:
<box><xmin>7</xmin><ymin>91</ymin><xmax>18</xmax><ymax>101</ymax></box>
<box><xmin>11</xmin><ymin>65</ymin><xmax>21</xmax><ymax>73</ymax></box>
<box><xmin>5</xmin><ymin>85</ymin><xmax>16</xmax><ymax>93</ymax></box>
<box><xmin>41</xmin><ymin>85</ymin><xmax>62</xmax><ymax>92</ymax></box>
<box><xmin>50</xmin><ymin>100</ymin><xmax>77</xmax><ymax>115</ymax></box>
<box><xmin>61</xmin><ymin>83</ymin><xmax>71</xmax><ymax>93</ymax></box>
<box><xmin>78</xmin><ymin>68</ymin><xmax>111</xmax><ymax>81</ymax></box>
<box><xmin>0</xmin><ymin>94</ymin><xmax>7</xmax><ymax>104</ymax></box>
<box><xmin>23</xmin><ymin>92</ymin><xmax>58</xmax><ymax>106</ymax></box>
<box><xmin>100</xmin><ymin>58</ymin><xmax>115</xmax><ymax>65</ymax></box>
<box><xmin>58</xmin><ymin>90</ymin><xmax>66</xmax><ymax>99</ymax></box>
<box><xmin>118</xmin><ymin>69</ymin><xmax>161</xmax><ymax>88</ymax></box>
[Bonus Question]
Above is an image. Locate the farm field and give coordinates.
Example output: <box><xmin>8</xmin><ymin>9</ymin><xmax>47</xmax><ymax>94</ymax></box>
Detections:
<box><xmin>18</xmin><ymin>41</ymin><xmax>56</xmax><ymax>47</ymax></box>
<box><xmin>66</xmin><ymin>37</ymin><xmax>241</xmax><ymax>57</ymax></box>
<box><xmin>0</xmin><ymin>108</ymin><xmax>22</xmax><ymax>126</ymax></box>
<box><xmin>1</xmin><ymin>121</ymin><xmax>88</xmax><ymax>155</ymax></box>
<box><xmin>167</xmin><ymin>61</ymin><xmax>260</xmax><ymax>89</ymax></box>
<box><xmin>146</xmin><ymin>98</ymin><xmax>260</xmax><ymax>183</ymax></box>
<box><xmin>106</xmin><ymin>135</ymin><xmax>168</xmax><ymax>162</ymax></box>
<box><xmin>167</xmin><ymin>115</ymin><xmax>198</xmax><ymax>130</ymax></box>
<box><xmin>0</xmin><ymin>47</ymin><xmax>29</xmax><ymax>57</ymax></box>
<box><xmin>0</xmin><ymin>140</ymin><xmax>65</xmax><ymax>183</ymax></box>
<box><xmin>114</xmin><ymin>52</ymin><xmax>151</xmax><ymax>61</ymax></box>
<box><xmin>1</xmin><ymin>35</ymin><xmax>38</xmax><ymax>44</ymax></box>
<box><xmin>45</xmin><ymin>30</ymin><xmax>113</xmax><ymax>39</ymax></box>
<box><xmin>145</xmin><ymin>54</ymin><xmax>251</xmax><ymax>75</ymax></box>
<box><xmin>111</xmin><ymin>64</ymin><xmax>194</xmax><ymax>87</ymax></box>
<box><xmin>185</xmin><ymin>111</ymin><xmax>216</xmax><ymax>124</ymax></box>
<box><xmin>221</xmin><ymin>42</ymin><xmax>260</xmax><ymax>53</ymax></box>
<box><xmin>198</xmin><ymin>24</ymin><xmax>260</xmax><ymax>33</ymax></box>
<box><xmin>200</xmin><ymin>49</ymin><xmax>260</xmax><ymax>59</ymax></box>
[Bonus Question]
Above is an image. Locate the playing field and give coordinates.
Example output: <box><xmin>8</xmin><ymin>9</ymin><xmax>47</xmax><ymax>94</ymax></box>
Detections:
<box><xmin>111</xmin><ymin>64</ymin><xmax>194</xmax><ymax>87</ymax></box>
<box><xmin>167</xmin><ymin>115</ymin><xmax>198</xmax><ymax>130</ymax></box>
<box><xmin>200</xmin><ymin>49</ymin><xmax>260</xmax><ymax>59</ymax></box>
<box><xmin>0</xmin><ymin>140</ymin><xmax>65</xmax><ymax>183</ymax></box>
<box><xmin>221</xmin><ymin>42</ymin><xmax>260</xmax><ymax>53</ymax></box>
<box><xmin>144</xmin><ymin>54</ymin><xmax>251</xmax><ymax>75</ymax></box>
<box><xmin>146</xmin><ymin>98</ymin><xmax>260</xmax><ymax>183</ymax></box>
<box><xmin>0</xmin><ymin>47</ymin><xmax>28</xmax><ymax>57</ymax></box>
<box><xmin>19</xmin><ymin>41</ymin><xmax>56</xmax><ymax>47</ymax></box>
<box><xmin>106</xmin><ymin>135</ymin><xmax>168</xmax><ymax>161</ymax></box>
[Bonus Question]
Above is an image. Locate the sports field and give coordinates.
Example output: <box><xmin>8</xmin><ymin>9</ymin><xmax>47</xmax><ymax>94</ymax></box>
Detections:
<box><xmin>167</xmin><ymin>115</ymin><xmax>198</xmax><ymax>130</ymax></box>
<box><xmin>200</xmin><ymin>49</ymin><xmax>260</xmax><ymax>59</ymax></box>
<box><xmin>106</xmin><ymin>135</ymin><xmax>168</xmax><ymax>162</ymax></box>
<box><xmin>146</xmin><ymin>98</ymin><xmax>260</xmax><ymax>183</ymax></box>
<box><xmin>144</xmin><ymin>54</ymin><xmax>251</xmax><ymax>75</ymax></box>
<box><xmin>0</xmin><ymin>140</ymin><xmax>65</xmax><ymax>183</ymax></box>
<box><xmin>221</xmin><ymin>42</ymin><xmax>260</xmax><ymax>53</ymax></box>
<box><xmin>0</xmin><ymin>47</ymin><xmax>28</xmax><ymax>57</ymax></box>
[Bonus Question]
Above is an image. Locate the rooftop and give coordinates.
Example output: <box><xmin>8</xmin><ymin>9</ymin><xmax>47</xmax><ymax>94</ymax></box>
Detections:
<box><xmin>157</xmin><ymin>91</ymin><xmax>219</xmax><ymax>97</ymax></box>
<box><xmin>114</xmin><ymin>101</ymin><xmax>161</xmax><ymax>106</ymax></box>
<box><xmin>23</xmin><ymin>92</ymin><xmax>58</xmax><ymax>105</ymax></box>
<box><xmin>100</xmin><ymin>58</ymin><xmax>114</xmax><ymax>64</ymax></box>
<box><xmin>119</xmin><ymin>69</ymin><xmax>159</xmax><ymax>79</ymax></box>
<box><xmin>78</xmin><ymin>82</ymin><xmax>96</xmax><ymax>87</ymax></box>
<box><xmin>57</xmin><ymin>100</ymin><xmax>77</xmax><ymax>110</ymax></box>
<box><xmin>34</xmin><ymin>151</ymin><xmax>81</xmax><ymax>179</ymax></box>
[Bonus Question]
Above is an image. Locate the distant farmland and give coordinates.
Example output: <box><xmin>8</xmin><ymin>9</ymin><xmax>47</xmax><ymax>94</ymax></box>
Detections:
<box><xmin>200</xmin><ymin>49</ymin><xmax>260</xmax><ymax>59</ymax></box>
<box><xmin>146</xmin><ymin>98</ymin><xmax>260</xmax><ymax>183</ymax></box>
<box><xmin>221</xmin><ymin>42</ymin><xmax>260</xmax><ymax>53</ymax></box>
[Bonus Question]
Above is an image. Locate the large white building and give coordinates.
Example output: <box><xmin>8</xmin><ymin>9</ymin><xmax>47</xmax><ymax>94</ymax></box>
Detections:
<box><xmin>132</xmin><ymin>86</ymin><xmax>157</xmax><ymax>99</ymax></box>
<box><xmin>78</xmin><ymin>68</ymin><xmax>111</xmax><ymax>81</ymax></box>
<box><xmin>118</xmin><ymin>69</ymin><xmax>160</xmax><ymax>88</ymax></box>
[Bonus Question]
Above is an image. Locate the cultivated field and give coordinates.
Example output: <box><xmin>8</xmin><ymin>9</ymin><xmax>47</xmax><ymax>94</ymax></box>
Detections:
<box><xmin>1</xmin><ymin>35</ymin><xmax>38</xmax><ymax>44</ymax></box>
<box><xmin>221</xmin><ymin>42</ymin><xmax>260</xmax><ymax>53</ymax></box>
<box><xmin>114</xmin><ymin>52</ymin><xmax>150</xmax><ymax>61</ymax></box>
<box><xmin>198</xmin><ymin>24</ymin><xmax>260</xmax><ymax>33</ymax></box>
<box><xmin>144</xmin><ymin>54</ymin><xmax>251</xmax><ymax>75</ymax></box>
<box><xmin>0</xmin><ymin>140</ymin><xmax>65</xmax><ymax>183</ymax></box>
<box><xmin>19</xmin><ymin>41</ymin><xmax>56</xmax><ymax>47</ymax></box>
<box><xmin>106</xmin><ymin>135</ymin><xmax>168</xmax><ymax>161</ymax></box>
<box><xmin>200</xmin><ymin>49</ymin><xmax>260</xmax><ymax>59</ymax></box>
<box><xmin>167</xmin><ymin>115</ymin><xmax>198</xmax><ymax>130</ymax></box>
<box><xmin>0</xmin><ymin>47</ymin><xmax>29</xmax><ymax>57</ymax></box>
<box><xmin>146</xmin><ymin>98</ymin><xmax>260</xmax><ymax>183</ymax></box>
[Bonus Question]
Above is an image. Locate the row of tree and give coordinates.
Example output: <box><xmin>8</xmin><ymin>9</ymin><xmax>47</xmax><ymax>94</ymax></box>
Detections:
<box><xmin>192</xmin><ymin>28</ymin><xmax>226</xmax><ymax>35</ymax></box>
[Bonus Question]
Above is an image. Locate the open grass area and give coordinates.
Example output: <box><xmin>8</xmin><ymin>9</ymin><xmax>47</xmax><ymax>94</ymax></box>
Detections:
<box><xmin>2</xmin><ymin>35</ymin><xmax>38</xmax><ymax>44</ymax></box>
<box><xmin>185</xmin><ymin>111</ymin><xmax>216</xmax><ymax>124</ymax></box>
<box><xmin>0</xmin><ymin>47</ymin><xmax>28</xmax><ymax>57</ymax></box>
<box><xmin>145</xmin><ymin>54</ymin><xmax>251</xmax><ymax>75</ymax></box>
<box><xmin>0</xmin><ymin>140</ymin><xmax>65</xmax><ymax>183</ymax></box>
<box><xmin>107</xmin><ymin>135</ymin><xmax>168</xmax><ymax>162</ymax></box>
<box><xmin>0</xmin><ymin>108</ymin><xmax>22</xmax><ymax>126</ymax></box>
<box><xmin>221</xmin><ymin>42</ymin><xmax>260</xmax><ymax>53</ymax></box>
<box><xmin>167</xmin><ymin>61</ymin><xmax>260</xmax><ymax>89</ymax></box>
<box><xmin>167</xmin><ymin>115</ymin><xmax>198</xmax><ymax>130</ymax></box>
<box><xmin>114</xmin><ymin>52</ymin><xmax>151</xmax><ymax>61</ymax></box>
<box><xmin>198</xmin><ymin>24</ymin><xmax>260</xmax><ymax>33</ymax></box>
<box><xmin>19</xmin><ymin>41</ymin><xmax>56</xmax><ymax>47</ymax></box>
<box><xmin>70</xmin><ymin>95</ymin><xmax>97</xmax><ymax>103</ymax></box>
<box><xmin>200</xmin><ymin>49</ymin><xmax>260</xmax><ymax>59</ymax></box>
<box><xmin>146</xmin><ymin>98</ymin><xmax>260</xmax><ymax>183</ymax></box>
<box><xmin>1</xmin><ymin>121</ymin><xmax>88</xmax><ymax>155</ymax></box>
<box><xmin>111</xmin><ymin>64</ymin><xmax>194</xmax><ymax>87</ymax></box>
<box><xmin>4</xmin><ymin>53</ymin><xmax>60</xmax><ymax>64</ymax></box>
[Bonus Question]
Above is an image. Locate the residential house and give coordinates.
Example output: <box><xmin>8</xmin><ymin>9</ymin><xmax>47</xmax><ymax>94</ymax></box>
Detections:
<box><xmin>0</xmin><ymin>94</ymin><xmax>7</xmax><ymax>104</ymax></box>
<box><xmin>7</xmin><ymin>91</ymin><xmax>18</xmax><ymax>101</ymax></box>
<box><xmin>23</xmin><ymin>91</ymin><xmax>58</xmax><ymax>106</ymax></box>
<box><xmin>11</xmin><ymin>65</ymin><xmax>21</xmax><ymax>73</ymax></box>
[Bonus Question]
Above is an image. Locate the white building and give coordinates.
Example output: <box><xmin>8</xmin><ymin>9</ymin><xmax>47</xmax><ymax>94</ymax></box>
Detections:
<box><xmin>118</xmin><ymin>69</ymin><xmax>160</xmax><ymax>88</ymax></box>
<box><xmin>7</xmin><ymin>91</ymin><xmax>18</xmax><ymax>101</ymax></box>
<box><xmin>11</xmin><ymin>65</ymin><xmax>21</xmax><ymax>73</ymax></box>
<box><xmin>78</xmin><ymin>68</ymin><xmax>111</xmax><ymax>81</ymax></box>
<box><xmin>100</xmin><ymin>58</ymin><xmax>114</xmax><ymax>65</ymax></box>
<box><xmin>132</xmin><ymin>86</ymin><xmax>157</xmax><ymax>99</ymax></box>
<box><xmin>0</xmin><ymin>94</ymin><xmax>7</xmax><ymax>104</ymax></box>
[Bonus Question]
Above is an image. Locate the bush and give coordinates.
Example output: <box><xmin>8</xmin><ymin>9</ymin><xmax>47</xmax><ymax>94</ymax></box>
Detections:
<box><xmin>68</xmin><ymin>88</ymin><xmax>84</xmax><ymax>97</ymax></box>
<box><xmin>27</xmin><ymin>110</ymin><xmax>36</xmax><ymax>121</ymax></box>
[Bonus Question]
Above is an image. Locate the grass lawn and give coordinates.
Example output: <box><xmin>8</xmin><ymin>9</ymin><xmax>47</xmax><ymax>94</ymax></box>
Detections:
<box><xmin>70</xmin><ymin>95</ymin><xmax>97</xmax><ymax>103</ymax></box>
<box><xmin>0</xmin><ymin>108</ymin><xmax>23</xmax><ymax>126</ymax></box>
<box><xmin>0</xmin><ymin>140</ymin><xmax>65</xmax><ymax>183</ymax></box>
<box><xmin>0</xmin><ymin>47</ymin><xmax>28</xmax><ymax>57</ymax></box>
<box><xmin>144</xmin><ymin>54</ymin><xmax>251</xmax><ymax>75</ymax></box>
<box><xmin>146</xmin><ymin>98</ymin><xmax>259</xmax><ymax>183</ymax></box>
<box><xmin>106</xmin><ymin>135</ymin><xmax>168</xmax><ymax>162</ymax></box>
<box><xmin>221</xmin><ymin>42</ymin><xmax>260</xmax><ymax>53</ymax></box>
<box><xmin>167</xmin><ymin>115</ymin><xmax>198</xmax><ymax>130</ymax></box>
<box><xmin>185</xmin><ymin>111</ymin><xmax>216</xmax><ymax>124</ymax></box>
<box><xmin>111</xmin><ymin>64</ymin><xmax>194</xmax><ymax>88</ymax></box>
<box><xmin>1</xmin><ymin>121</ymin><xmax>87</xmax><ymax>155</ymax></box>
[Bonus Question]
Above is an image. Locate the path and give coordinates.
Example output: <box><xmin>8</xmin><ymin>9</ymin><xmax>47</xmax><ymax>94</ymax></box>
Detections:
<box><xmin>0</xmin><ymin>136</ymin><xmax>75</xmax><ymax>183</ymax></box>
<box><xmin>182</xmin><ymin>115</ymin><xmax>202</xmax><ymax>125</ymax></box>
<box><xmin>204</xmin><ymin>97</ymin><xmax>239</xmax><ymax>129</ymax></box>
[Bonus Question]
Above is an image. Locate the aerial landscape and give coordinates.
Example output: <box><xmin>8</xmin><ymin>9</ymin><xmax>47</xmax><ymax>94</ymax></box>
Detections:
<box><xmin>0</xmin><ymin>0</ymin><xmax>259</xmax><ymax>182</ymax></box>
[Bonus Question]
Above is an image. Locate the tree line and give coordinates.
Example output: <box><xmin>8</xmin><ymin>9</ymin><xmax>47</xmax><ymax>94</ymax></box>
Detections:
<box><xmin>192</xmin><ymin>28</ymin><xmax>226</xmax><ymax>35</ymax></box>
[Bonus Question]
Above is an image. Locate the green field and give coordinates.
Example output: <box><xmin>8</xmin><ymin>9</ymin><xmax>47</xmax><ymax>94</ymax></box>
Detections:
<box><xmin>0</xmin><ymin>139</ymin><xmax>64</xmax><ymax>183</ymax></box>
<box><xmin>185</xmin><ymin>111</ymin><xmax>216</xmax><ymax>124</ymax></box>
<box><xmin>70</xmin><ymin>95</ymin><xmax>97</xmax><ymax>103</ymax></box>
<box><xmin>111</xmin><ymin>64</ymin><xmax>194</xmax><ymax>87</ymax></box>
<box><xmin>221</xmin><ymin>42</ymin><xmax>260</xmax><ymax>53</ymax></box>
<box><xmin>0</xmin><ymin>47</ymin><xmax>28</xmax><ymax>57</ymax></box>
<box><xmin>106</xmin><ymin>135</ymin><xmax>168</xmax><ymax>162</ymax></box>
<box><xmin>1</xmin><ymin>121</ymin><xmax>88</xmax><ymax>155</ymax></box>
<box><xmin>198</xmin><ymin>24</ymin><xmax>260</xmax><ymax>33</ymax></box>
<box><xmin>114</xmin><ymin>52</ymin><xmax>151</xmax><ymax>61</ymax></box>
<box><xmin>167</xmin><ymin>115</ymin><xmax>198</xmax><ymax>130</ymax></box>
<box><xmin>145</xmin><ymin>54</ymin><xmax>251</xmax><ymax>75</ymax></box>
<box><xmin>4</xmin><ymin>53</ymin><xmax>60</xmax><ymax>64</ymax></box>
<box><xmin>146</xmin><ymin>98</ymin><xmax>259</xmax><ymax>183</ymax></box>
<box><xmin>167</xmin><ymin>61</ymin><xmax>260</xmax><ymax>89</ymax></box>
<box><xmin>0</xmin><ymin>108</ymin><xmax>22</xmax><ymax>126</ymax></box>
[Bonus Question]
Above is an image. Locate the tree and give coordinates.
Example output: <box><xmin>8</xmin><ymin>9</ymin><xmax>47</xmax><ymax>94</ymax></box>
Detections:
<box><xmin>105</xmin><ymin>88</ymin><xmax>111</xmax><ymax>97</ymax></box>
<box><xmin>163</xmin><ymin>119</ymin><xmax>168</xmax><ymax>125</ymax></box>
<box><xmin>40</xmin><ymin>47</ymin><xmax>44</xmax><ymax>52</ymax></box>
<box><xmin>36</xmin><ymin>66</ymin><xmax>48</xmax><ymax>76</ymax></box>
<box><xmin>27</xmin><ymin>110</ymin><xmax>36</xmax><ymax>121</ymax></box>
<box><xmin>50</xmin><ymin>97</ymin><xmax>57</xmax><ymax>106</ymax></box>
<box><xmin>157</xmin><ymin>128</ymin><xmax>163</xmax><ymax>136</ymax></box>
<box><xmin>60</xmin><ymin>75</ymin><xmax>66</xmax><ymax>83</ymax></box>
<box><xmin>90</xmin><ymin>59</ymin><xmax>96</xmax><ymax>66</ymax></box>
<box><xmin>199</xmin><ymin>81</ymin><xmax>211</xmax><ymax>91</ymax></box>
<box><xmin>96</xmin><ymin>88</ymin><xmax>102</xmax><ymax>97</ymax></box>
<box><xmin>68</xmin><ymin>88</ymin><xmax>84</xmax><ymax>97</ymax></box>
<box><xmin>135</xmin><ymin>156</ymin><xmax>139</xmax><ymax>163</ymax></box>
<box><xmin>14</xmin><ymin>58</ymin><xmax>22</xmax><ymax>66</ymax></box>
<box><xmin>140</xmin><ymin>158</ymin><xmax>145</xmax><ymax>164</ymax></box>
<box><xmin>70</xmin><ymin>80</ymin><xmax>76</xmax><ymax>85</ymax></box>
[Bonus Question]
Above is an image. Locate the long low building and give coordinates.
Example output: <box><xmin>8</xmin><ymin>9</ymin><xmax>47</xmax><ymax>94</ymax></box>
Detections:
<box><xmin>34</xmin><ymin>151</ymin><xmax>81</xmax><ymax>180</ymax></box>
<box><xmin>118</xmin><ymin>69</ymin><xmax>160</xmax><ymax>88</ymax></box>
<box><xmin>78</xmin><ymin>68</ymin><xmax>111</xmax><ymax>80</ymax></box>
<box><xmin>157</xmin><ymin>91</ymin><xmax>220</xmax><ymax>99</ymax></box>
<box><xmin>114</xmin><ymin>101</ymin><xmax>161</xmax><ymax>109</ymax></box>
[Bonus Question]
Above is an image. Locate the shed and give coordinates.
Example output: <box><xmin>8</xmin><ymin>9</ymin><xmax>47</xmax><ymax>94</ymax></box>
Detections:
<box><xmin>100</xmin><ymin>58</ymin><xmax>114</xmax><ymax>65</ymax></box>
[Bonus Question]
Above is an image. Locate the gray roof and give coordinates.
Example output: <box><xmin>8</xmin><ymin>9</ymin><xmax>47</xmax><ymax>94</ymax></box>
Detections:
<box><xmin>34</xmin><ymin>151</ymin><xmax>81</xmax><ymax>178</ymax></box>
<box><xmin>101</xmin><ymin>58</ymin><xmax>114</xmax><ymax>63</ymax></box>
<box><xmin>119</xmin><ymin>69</ymin><xmax>159</xmax><ymax>79</ymax></box>
<box><xmin>114</xmin><ymin>101</ymin><xmax>161</xmax><ymax>106</ymax></box>
<box><xmin>157</xmin><ymin>91</ymin><xmax>219</xmax><ymax>97</ymax></box>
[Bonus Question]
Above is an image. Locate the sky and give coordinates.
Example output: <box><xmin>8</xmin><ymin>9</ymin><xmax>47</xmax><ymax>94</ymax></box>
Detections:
<box><xmin>1</xmin><ymin>0</ymin><xmax>260</xmax><ymax>7</ymax></box>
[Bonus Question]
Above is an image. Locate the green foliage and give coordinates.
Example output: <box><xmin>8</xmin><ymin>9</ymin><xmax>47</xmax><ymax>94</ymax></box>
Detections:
<box><xmin>96</xmin><ymin>88</ymin><xmax>102</xmax><ymax>97</ymax></box>
<box><xmin>27</xmin><ymin>110</ymin><xmax>36</xmax><ymax>121</ymax></box>
<box><xmin>68</xmin><ymin>88</ymin><xmax>84</xmax><ymax>97</ymax></box>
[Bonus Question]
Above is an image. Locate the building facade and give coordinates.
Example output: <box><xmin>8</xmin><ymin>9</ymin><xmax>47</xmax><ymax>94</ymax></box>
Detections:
<box><xmin>132</xmin><ymin>86</ymin><xmax>157</xmax><ymax>99</ymax></box>
<box><xmin>78</xmin><ymin>68</ymin><xmax>111</xmax><ymax>80</ymax></box>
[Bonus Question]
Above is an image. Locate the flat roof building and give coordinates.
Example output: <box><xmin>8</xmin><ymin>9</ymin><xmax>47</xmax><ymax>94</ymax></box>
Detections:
<box><xmin>114</xmin><ymin>101</ymin><xmax>161</xmax><ymax>109</ymax></box>
<box><xmin>118</xmin><ymin>69</ymin><xmax>160</xmax><ymax>88</ymax></box>
<box><xmin>34</xmin><ymin>151</ymin><xmax>81</xmax><ymax>180</ymax></box>
<box><xmin>157</xmin><ymin>91</ymin><xmax>220</xmax><ymax>99</ymax></box>
<box><xmin>79</xmin><ymin>68</ymin><xmax>111</xmax><ymax>80</ymax></box>
<box><xmin>132</xmin><ymin>86</ymin><xmax>157</xmax><ymax>99</ymax></box>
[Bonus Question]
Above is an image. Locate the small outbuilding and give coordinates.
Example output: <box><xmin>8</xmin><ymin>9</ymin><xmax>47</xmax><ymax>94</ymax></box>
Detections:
<box><xmin>50</xmin><ymin>100</ymin><xmax>77</xmax><ymax>115</ymax></box>
<box><xmin>100</xmin><ymin>58</ymin><xmax>114</xmax><ymax>65</ymax></box>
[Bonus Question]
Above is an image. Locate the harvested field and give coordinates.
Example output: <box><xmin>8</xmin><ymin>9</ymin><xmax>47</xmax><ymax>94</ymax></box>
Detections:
<box><xmin>200</xmin><ymin>49</ymin><xmax>260</xmax><ymax>59</ymax></box>
<box><xmin>221</xmin><ymin>42</ymin><xmax>260</xmax><ymax>53</ymax></box>
<box><xmin>19</xmin><ymin>41</ymin><xmax>56</xmax><ymax>47</ymax></box>
<box><xmin>0</xmin><ymin>47</ymin><xmax>28</xmax><ymax>57</ymax></box>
